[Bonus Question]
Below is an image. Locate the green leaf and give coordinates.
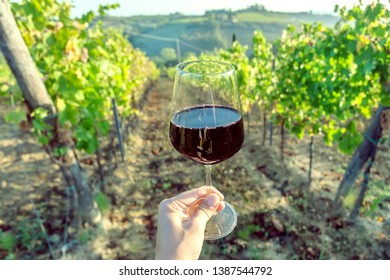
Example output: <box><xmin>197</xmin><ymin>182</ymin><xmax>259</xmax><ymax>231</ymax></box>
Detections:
<box><xmin>0</xmin><ymin>83</ymin><xmax>10</xmax><ymax>93</ymax></box>
<box><xmin>74</xmin><ymin>91</ymin><xmax>85</xmax><ymax>101</ymax></box>
<box><xmin>60</xmin><ymin>107</ymin><xmax>78</xmax><ymax>125</ymax></box>
<box><xmin>363</xmin><ymin>59</ymin><xmax>375</xmax><ymax>74</ymax></box>
<box><xmin>60</xmin><ymin>146</ymin><xmax>68</xmax><ymax>155</ymax></box>
<box><xmin>237</xmin><ymin>224</ymin><xmax>261</xmax><ymax>240</ymax></box>
<box><xmin>96</xmin><ymin>120</ymin><xmax>110</xmax><ymax>136</ymax></box>
<box><xmin>95</xmin><ymin>192</ymin><xmax>110</xmax><ymax>215</ymax></box>
<box><xmin>381</xmin><ymin>96</ymin><xmax>390</xmax><ymax>106</ymax></box>
<box><xmin>57</xmin><ymin>98</ymin><xmax>66</xmax><ymax>112</ymax></box>
<box><xmin>338</xmin><ymin>132</ymin><xmax>363</xmax><ymax>155</ymax></box>
<box><xmin>31</xmin><ymin>107</ymin><xmax>49</xmax><ymax>119</ymax></box>
<box><xmin>4</xmin><ymin>109</ymin><xmax>26</xmax><ymax>125</ymax></box>
<box><xmin>80</xmin><ymin>11</ymin><xmax>95</xmax><ymax>23</ymax></box>
<box><xmin>75</xmin><ymin>126</ymin><xmax>89</xmax><ymax>142</ymax></box>
<box><xmin>360</xmin><ymin>106</ymin><xmax>372</xmax><ymax>119</ymax></box>
<box><xmin>346</xmin><ymin>120</ymin><xmax>357</xmax><ymax>133</ymax></box>
<box><xmin>291</xmin><ymin>125</ymin><xmax>305</xmax><ymax>139</ymax></box>
<box><xmin>77</xmin><ymin>228</ymin><xmax>93</xmax><ymax>245</ymax></box>
<box><xmin>0</xmin><ymin>231</ymin><xmax>16</xmax><ymax>252</ymax></box>
<box><xmin>162</xmin><ymin>182</ymin><xmax>171</xmax><ymax>190</ymax></box>
<box><xmin>5</xmin><ymin>253</ymin><xmax>16</xmax><ymax>260</ymax></box>
<box><xmin>86</xmin><ymin>138</ymin><xmax>99</xmax><ymax>154</ymax></box>
<box><xmin>57</xmin><ymin>76</ymin><xmax>72</xmax><ymax>94</ymax></box>
<box><xmin>54</xmin><ymin>146</ymin><xmax>68</xmax><ymax>157</ymax></box>
<box><xmin>32</xmin><ymin>118</ymin><xmax>50</xmax><ymax>131</ymax></box>
<box><xmin>38</xmin><ymin>135</ymin><xmax>49</xmax><ymax>145</ymax></box>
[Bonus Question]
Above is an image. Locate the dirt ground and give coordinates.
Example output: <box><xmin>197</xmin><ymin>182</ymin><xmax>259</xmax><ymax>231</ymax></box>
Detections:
<box><xmin>0</xmin><ymin>78</ymin><xmax>389</xmax><ymax>260</ymax></box>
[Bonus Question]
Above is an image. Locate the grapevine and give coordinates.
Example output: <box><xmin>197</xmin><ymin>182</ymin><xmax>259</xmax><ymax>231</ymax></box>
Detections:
<box><xmin>3</xmin><ymin>0</ymin><xmax>159</xmax><ymax>154</ymax></box>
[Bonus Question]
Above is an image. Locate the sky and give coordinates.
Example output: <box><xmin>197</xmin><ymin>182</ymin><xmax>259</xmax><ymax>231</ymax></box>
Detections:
<box><xmin>69</xmin><ymin>0</ymin><xmax>390</xmax><ymax>17</ymax></box>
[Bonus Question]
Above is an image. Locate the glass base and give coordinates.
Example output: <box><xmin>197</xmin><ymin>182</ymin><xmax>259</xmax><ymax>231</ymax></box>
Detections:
<box><xmin>204</xmin><ymin>202</ymin><xmax>237</xmax><ymax>240</ymax></box>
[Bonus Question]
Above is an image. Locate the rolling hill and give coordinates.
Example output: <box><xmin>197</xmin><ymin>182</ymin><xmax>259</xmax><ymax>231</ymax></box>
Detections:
<box><xmin>100</xmin><ymin>6</ymin><xmax>339</xmax><ymax>61</ymax></box>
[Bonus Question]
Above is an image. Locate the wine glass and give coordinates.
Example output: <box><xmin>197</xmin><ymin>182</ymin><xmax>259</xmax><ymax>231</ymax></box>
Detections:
<box><xmin>169</xmin><ymin>60</ymin><xmax>244</xmax><ymax>240</ymax></box>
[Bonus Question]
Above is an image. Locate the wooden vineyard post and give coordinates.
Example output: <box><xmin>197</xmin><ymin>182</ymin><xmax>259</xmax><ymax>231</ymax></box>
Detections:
<box><xmin>112</xmin><ymin>98</ymin><xmax>125</xmax><ymax>163</ymax></box>
<box><xmin>308</xmin><ymin>136</ymin><xmax>314</xmax><ymax>186</ymax></box>
<box><xmin>262</xmin><ymin>112</ymin><xmax>267</xmax><ymax>145</ymax></box>
<box><xmin>0</xmin><ymin>0</ymin><xmax>99</xmax><ymax>224</ymax></box>
<box><xmin>246</xmin><ymin>111</ymin><xmax>250</xmax><ymax>135</ymax></box>
<box><xmin>268</xmin><ymin>44</ymin><xmax>277</xmax><ymax>147</ymax></box>
<box><xmin>280</xmin><ymin>119</ymin><xmax>285</xmax><ymax>161</ymax></box>
<box><xmin>386</xmin><ymin>109</ymin><xmax>390</xmax><ymax>146</ymax></box>
<box><xmin>335</xmin><ymin>105</ymin><xmax>388</xmax><ymax>204</ymax></box>
<box><xmin>0</xmin><ymin>0</ymin><xmax>55</xmax><ymax>114</ymax></box>
<box><xmin>387</xmin><ymin>129</ymin><xmax>390</xmax><ymax>146</ymax></box>
<box><xmin>349</xmin><ymin>147</ymin><xmax>378</xmax><ymax>221</ymax></box>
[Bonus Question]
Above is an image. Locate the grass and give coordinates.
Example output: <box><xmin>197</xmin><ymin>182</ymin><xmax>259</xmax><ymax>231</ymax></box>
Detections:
<box><xmin>235</xmin><ymin>12</ymin><xmax>292</xmax><ymax>24</ymax></box>
<box><xmin>171</xmin><ymin>16</ymin><xmax>207</xmax><ymax>24</ymax></box>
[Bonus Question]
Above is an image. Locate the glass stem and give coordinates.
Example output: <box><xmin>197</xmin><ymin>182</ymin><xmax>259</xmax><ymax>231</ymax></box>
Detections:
<box><xmin>204</xmin><ymin>165</ymin><xmax>212</xmax><ymax>186</ymax></box>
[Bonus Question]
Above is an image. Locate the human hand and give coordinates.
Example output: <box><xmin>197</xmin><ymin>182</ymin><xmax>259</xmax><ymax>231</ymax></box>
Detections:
<box><xmin>155</xmin><ymin>186</ymin><xmax>225</xmax><ymax>260</ymax></box>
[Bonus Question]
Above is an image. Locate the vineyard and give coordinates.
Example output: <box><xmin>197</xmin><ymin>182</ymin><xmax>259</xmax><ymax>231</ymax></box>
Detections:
<box><xmin>0</xmin><ymin>0</ymin><xmax>389</xmax><ymax>260</ymax></box>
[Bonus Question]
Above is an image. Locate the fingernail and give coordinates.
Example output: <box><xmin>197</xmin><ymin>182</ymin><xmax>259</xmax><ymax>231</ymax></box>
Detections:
<box><xmin>205</xmin><ymin>194</ymin><xmax>219</xmax><ymax>208</ymax></box>
<box><xmin>198</xmin><ymin>189</ymin><xmax>207</xmax><ymax>196</ymax></box>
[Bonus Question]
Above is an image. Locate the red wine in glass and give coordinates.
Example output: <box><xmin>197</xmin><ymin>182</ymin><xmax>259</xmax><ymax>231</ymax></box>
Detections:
<box><xmin>169</xmin><ymin>60</ymin><xmax>244</xmax><ymax>239</ymax></box>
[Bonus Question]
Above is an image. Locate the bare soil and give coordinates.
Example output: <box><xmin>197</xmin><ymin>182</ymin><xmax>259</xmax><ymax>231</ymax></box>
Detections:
<box><xmin>0</xmin><ymin>78</ymin><xmax>389</xmax><ymax>260</ymax></box>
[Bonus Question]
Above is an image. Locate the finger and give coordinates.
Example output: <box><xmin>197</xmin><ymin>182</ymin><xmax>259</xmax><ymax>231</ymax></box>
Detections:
<box><xmin>171</xmin><ymin>186</ymin><xmax>224</xmax><ymax>207</ymax></box>
<box><xmin>217</xmin><ymin>201</ymin><xmax>225</xmax><ymax>212</ymax></box>
<box><xmin>200</xmin><ymin>186</ymin><xmax>224</xmax><ymax>200</ymax></box>
<box><xmin>191</xmin><ymin>193</ymin><xmax>221</xmax><ymax>225</ymax></box>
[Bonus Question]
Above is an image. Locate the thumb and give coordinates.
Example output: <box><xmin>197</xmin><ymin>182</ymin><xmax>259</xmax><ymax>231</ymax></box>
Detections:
<box><xmin>191</xmin><ymin>193</ymin><xmax>221</xmax><ymax>226</ymax></box>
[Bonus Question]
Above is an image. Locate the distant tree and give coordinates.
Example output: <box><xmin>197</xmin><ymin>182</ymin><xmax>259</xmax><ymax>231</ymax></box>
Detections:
<box><xmin>154</xmin><ymin>48</ymin><xmax>178</xmax><ymax>67</ymax></box>
<box><xmin>169</xmin><ymin>12</ymin><xmax>184</xmax><ymax>20</ymax></box>
<box><xmin>161</xmin><ymin>48</ymin><xmax>177</xmax><ymax>61</ymax></box>
<box><xmin>248</xmin><ymin>4</ymin><xmax>266</xmax><ymax>11</ymax></box>
<box><xmin>228</xmin><ymin>11</ymin><xmax>233</xmax><ymax>21</ymax></box>
<box><xmin>205</xmin><ymin>11</ymin><xmax>216</xmax><ymax>19</ymax></box>
<box><xmin>232</xmin><ymin>33</ymin><xmax>236</xmax><ymax>44</ymax></box>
